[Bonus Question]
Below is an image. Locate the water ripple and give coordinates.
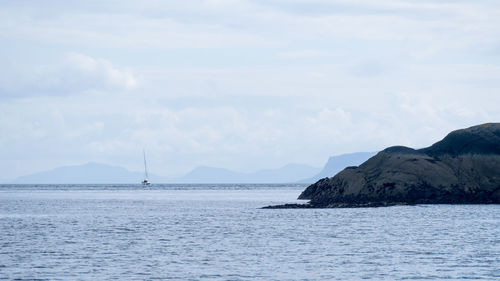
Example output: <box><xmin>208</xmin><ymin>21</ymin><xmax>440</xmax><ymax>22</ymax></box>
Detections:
<box><xmin>0</xmin><ymin>186</ymin><xmax>499</xmax><ymax>280</ymax></box>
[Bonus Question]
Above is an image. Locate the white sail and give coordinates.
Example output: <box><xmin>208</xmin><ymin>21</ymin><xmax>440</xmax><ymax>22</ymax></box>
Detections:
<box><xmin>142</xmin><ymin>149</ymin><xmax>150</xmax><ymax>185</ymax></box>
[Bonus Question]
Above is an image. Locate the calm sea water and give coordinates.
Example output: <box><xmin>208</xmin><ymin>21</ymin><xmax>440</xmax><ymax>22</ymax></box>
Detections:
<box><xmin>0</xmin><ymin>184</ymin><xmax>499</xmax><ymax>280</ymax></box>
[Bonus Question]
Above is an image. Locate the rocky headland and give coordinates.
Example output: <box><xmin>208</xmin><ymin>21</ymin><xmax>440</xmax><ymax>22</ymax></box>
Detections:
<box><xmin>265</xmin><ymin>123</ymin><xmax>500</xmax><ymax>208</ymax></box>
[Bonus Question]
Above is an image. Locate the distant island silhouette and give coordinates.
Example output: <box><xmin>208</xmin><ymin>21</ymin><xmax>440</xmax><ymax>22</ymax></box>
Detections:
<box><xmin>11</xmin><ymin>162</ymin><xmax>162</xmax><ymax>184</ymax></box>
<box><xmin>10</xmin><ymin>153</ymin><xmax>375</xmax><ymax>184</ymax></box>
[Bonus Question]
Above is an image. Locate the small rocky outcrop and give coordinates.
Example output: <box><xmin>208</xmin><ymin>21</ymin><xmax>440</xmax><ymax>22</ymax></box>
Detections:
<box><xmin>270</xmin><ymin>123</ymin><xmax>500</xmax><ymax>208</ymax></box>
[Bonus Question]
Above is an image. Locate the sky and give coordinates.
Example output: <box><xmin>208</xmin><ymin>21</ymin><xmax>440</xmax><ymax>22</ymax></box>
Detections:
<box><xmin>1</xmin><ymin>0</ymin><xmax>500</xmax><ymax>180</ymax></box>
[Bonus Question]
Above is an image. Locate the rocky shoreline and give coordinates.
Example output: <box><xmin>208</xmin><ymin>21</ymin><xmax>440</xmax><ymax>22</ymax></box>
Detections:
<box><xmin>262</xmin><ymin>201</ymin><xmax>411</xmax><ymax>209</ymax></box>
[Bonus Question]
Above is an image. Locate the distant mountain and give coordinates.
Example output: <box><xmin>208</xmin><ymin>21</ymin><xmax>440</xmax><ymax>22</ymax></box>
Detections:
<box><xmin>298</xmin><ymin>152</ymin><xmax>376</xmax><ymax>183</ymax></box>
<box><xmin>12</xmin><ymin>162</ymin><xmax>164</xmax><ymax>184</ymax></box>
<box><xmin>175</xmin><ymin>163</ymin><xmax>320</xmax><ymax>183</ymax></box>
<box><xmin>10</xmin><ymin>155</ymin><xmax>373</xmax><ymax>184</ymax></box>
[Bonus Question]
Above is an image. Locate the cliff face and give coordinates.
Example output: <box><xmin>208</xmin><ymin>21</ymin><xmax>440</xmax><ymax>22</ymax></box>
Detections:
<box><xmin>298</xmin><ymin>123</ymin><xmax>500</xmax><ymax>207</ymax></box>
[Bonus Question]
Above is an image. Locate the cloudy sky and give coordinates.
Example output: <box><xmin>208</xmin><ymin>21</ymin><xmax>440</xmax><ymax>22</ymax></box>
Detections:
<box><xmin>1</xmin><ymin>0</ymin><xmax>499</xmax><ymax>180</ymax></box>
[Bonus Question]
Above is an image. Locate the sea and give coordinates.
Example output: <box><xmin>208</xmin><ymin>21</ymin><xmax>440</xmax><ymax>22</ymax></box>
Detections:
<box><xmin>0</xmin><ymin>184</ymin><xmax>499</xmax><ymax>280</ymax></box>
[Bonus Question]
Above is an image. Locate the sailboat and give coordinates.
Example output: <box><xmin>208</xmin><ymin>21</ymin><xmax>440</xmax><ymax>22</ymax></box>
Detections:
<box><xmin>141</xmin><ymin>149</ymin><xmax>151</xmax><ymax>186</ymax></box>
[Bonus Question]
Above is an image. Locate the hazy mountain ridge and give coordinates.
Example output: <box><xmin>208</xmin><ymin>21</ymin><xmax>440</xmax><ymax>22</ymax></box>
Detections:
<box><xmin>9</xmin><ymin>153</ymin><xmax>378</xmax><ymax>184</ymax></box>
<box><xmin>9</xmin><ymin>162</ymin><xmax>321</xmax><ymax>184</ymax></box>
<box><xmin>11</xmin><ymin>162</ymin><xmax>165</xmax><ymax>184</ymax></box>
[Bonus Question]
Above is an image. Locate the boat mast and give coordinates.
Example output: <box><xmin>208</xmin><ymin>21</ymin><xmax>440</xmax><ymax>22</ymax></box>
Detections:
<box><xmin>143</xmin><ymin>149</ymin><xmax>149</xmax><ymax>180</ymax></box>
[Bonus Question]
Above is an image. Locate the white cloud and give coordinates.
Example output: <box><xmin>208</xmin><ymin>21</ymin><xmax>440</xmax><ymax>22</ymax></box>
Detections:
<box><xmin>0</xmin><ymin>53</ymin><xmax>138</xmax><ymax>97</ymax></box>
<box><xmin>63</xmin><ymin>53</ymin><xmax>138</xmax><ymax>90</ymax></box>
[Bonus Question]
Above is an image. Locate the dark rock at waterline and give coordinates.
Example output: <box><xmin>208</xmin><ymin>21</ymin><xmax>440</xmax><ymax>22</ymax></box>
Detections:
<box><xmin>262</xmin><ymin>203</ymin><xmax>315</xmax><ymax>209</ymax></box>
<box><xmin>262</xmin><ymin>201</ymin><xmax>411</xmax><ymax>209</ymax></box>
<box><xmin>271</xmin><ymin>123</ymin><xmax>500</xmax><ymax>208</ymax></box>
